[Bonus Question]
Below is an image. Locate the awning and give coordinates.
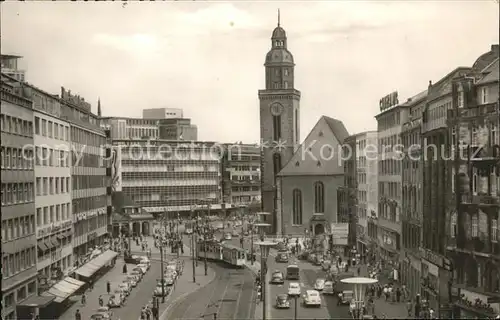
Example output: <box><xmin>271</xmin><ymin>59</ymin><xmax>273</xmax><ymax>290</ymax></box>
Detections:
<box><xmin>44</xmin><ymin>240</ymin><xmax>55</xmax><ymax>250</ymax></box>
<box><xmin>38</xmin><ymin>242</ymin><xmax>49</xmax><ymax>251</ymax></box>
<box><xmin>50</xmin><ymin>237</ymin><xmax>59</xmax><ymax>247</ymax></box>
<box><xmin>17</xmin><ymin>294</ymin><xmax>55</xmax><ymax>307</ymax></box>
<box><xmin>56</xmin><ymin>233</ymin><xmax>65</xmax><ymax>240</ymax></box>
<box><xmin>74</xmin><ymin>250</ymin><xmax>118</xmax><ymax>278</ymax></box>
<box><xmin>41</xmin><ymin>277</ymin><xmax>85</xmax><ymax>303</ymax></box>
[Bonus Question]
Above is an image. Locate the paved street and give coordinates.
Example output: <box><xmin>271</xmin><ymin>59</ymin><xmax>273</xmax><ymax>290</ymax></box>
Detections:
<box><xmin>166</xmin><ymin>262</ymin><xmax>255</xmax><ymax>320</ymax></box>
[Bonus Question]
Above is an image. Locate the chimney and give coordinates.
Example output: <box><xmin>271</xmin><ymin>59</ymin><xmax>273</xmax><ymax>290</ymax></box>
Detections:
<box><xmin>491</xmin><ymin>44</ymin><xmax>499</xmax><ymax>54</ymax></box>
<box><xmin>428</xmin><ymin>80</ymin><xmax>432</xmax><ymax>89</ymax></box>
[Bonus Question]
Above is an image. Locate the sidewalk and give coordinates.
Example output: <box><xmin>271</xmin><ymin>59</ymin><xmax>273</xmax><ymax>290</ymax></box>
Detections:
<box><xmin>159</xmin><ymin>259</ymin><xmax>217</xmax><ymax>320</ymax></box>
<box><xmin>357</xmin><ymin>263</ymin><xmax>409</xmax><ymax>319</ymax></box>
<box><xmin>59</xmin><ymin>258</ymin><xmax>136</xmax><ymax>320</ymax></box>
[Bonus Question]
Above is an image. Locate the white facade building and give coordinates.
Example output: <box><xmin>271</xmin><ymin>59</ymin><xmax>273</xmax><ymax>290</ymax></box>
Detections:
<box><xmin>142</xmin><ymin>108</ymin><xmax>183</xmax><ymax>119</ymax></box>
<box><xmin>33</xmin><ymin>111</ymin><xmax>73</xmax><ymax>277</ymax></box>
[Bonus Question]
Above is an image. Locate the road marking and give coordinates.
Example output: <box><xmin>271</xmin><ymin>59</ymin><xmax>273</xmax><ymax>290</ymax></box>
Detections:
<box><xmin>232</xmin><ymin>276</ymin><xmax>246</xmax><ymax>319</ymax></box>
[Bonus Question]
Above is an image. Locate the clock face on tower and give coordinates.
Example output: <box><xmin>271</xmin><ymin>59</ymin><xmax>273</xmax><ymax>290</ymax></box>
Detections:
<box><xmin>270</xmin><ymin>103</ymin><xmax>283</xmax><ymax>116</ymax></box>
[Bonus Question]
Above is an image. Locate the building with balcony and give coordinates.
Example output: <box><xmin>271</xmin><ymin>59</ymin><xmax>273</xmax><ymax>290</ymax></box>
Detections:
<box><xmin>375</xmin><ymin>91</ymin><xmax>407</xmax><ymax>278</ymax></box>
<box><xmin>60</xmin><ymin>87</ymin><xmax>110</xmax><ymax>260</ymax></box>
<box><xmin>221</xmin><ymin>143</ymin><xmax>261</xmax><ymax>208</ymax></box>
<box><xmin>400</xmin><ymin>89</ymin><xmax>427</xmax><ymax>299</ymax></box>
<box><xmin>355</xmin><ymin>131</ymin><xmax>378</xmax><ymax>255</ymax></box>
<box><xmin>278</xmin><ymin>116</ymin><xmax>348</xmax><ymax>237</ymax></box>
<box><xmin>1</xmin><ymin>54</ymin><xmax>26</xmax><ymax>82</ymax></box>
<box><xmin>110</xmin><ymin>139</ymin><xmax>225</xmax><ymax>234</ymax></box>
<box><xmin>446</xmin><ymin>49</ymin><xmax>499</xmax><ymax>319</ymax></box>
<box><xmin>100</xmin><ymin>115</ymin><xmax>197</xmax><ymax>141</ymax></box>
<box><xmin>1</xmin><ymin>80</ymin><xmax>39</xmax><ymax>320</ymax></box>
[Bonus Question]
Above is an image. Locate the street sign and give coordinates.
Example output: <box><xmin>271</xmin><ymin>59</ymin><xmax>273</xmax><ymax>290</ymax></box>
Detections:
<box><xmin>330</xmin><ymin>223</ymin><xmax>349</xmax><ymax>245</ymax></box>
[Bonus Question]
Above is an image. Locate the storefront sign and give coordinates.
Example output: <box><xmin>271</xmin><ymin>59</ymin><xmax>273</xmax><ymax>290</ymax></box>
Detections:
<box><xmin>420</xmin><ymin>247</ymin><xmax>451</xmax><ymax>270</ymax></box>
<box><xmin>38</xmin><ymin>220</ymin><xmax>73</xmax><ymax>238</ymax></box>
<box><xmin>379</xmin><ymin>91</ymin><xmax>399</xmax><ymax>112</ymax></box>
<box><xmin>87</xmin><ymin>232</ymin><xmax>98</xmax><ymax>242</ymax></box>
<box><xmin>76</xmin><ymin>209</ymin><xmax>106</xmax><ymax>222</ymax></box>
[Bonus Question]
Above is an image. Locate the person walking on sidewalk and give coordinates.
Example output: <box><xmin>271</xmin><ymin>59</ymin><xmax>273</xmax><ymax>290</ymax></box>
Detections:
<box><xmin>75</xmin><ymin>309</ymin><xmax>82</xmax><ymax>320</ymax></box>
<box><xmin>107</xmin><ymin>281</ymin><xmax>111</xmax><ymax>294</ymax></box>
<box><xmin>81</xmin><ymin>293</ymin><xmax>86</xmax><ymax>306</ymax></box>
<box><xmin>99</xmin><ymin>295</ymin><xmax>104</xmax><ymax>307</ymax></box>
<box><xmin>406</xmin><ymin>299</ymin><xmax>413</xmax><ymax>317</ymax></box>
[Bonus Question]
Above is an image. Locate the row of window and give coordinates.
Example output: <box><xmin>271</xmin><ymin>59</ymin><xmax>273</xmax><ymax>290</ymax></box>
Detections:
<box><xmin>2</xmin><ymin>214</ymin><xmax>35</xmax><ymax>242</ymax></box>
<box><xmin>34</xmin><ymin>116</ymin><xmax>70</xmax><ymax>141</ymax></box>
<box><xmin>2</xmin><ymin>247</ymin><xmax>36</xmax><ymax>280</ymax></box>
<box><xmin>71</xmin><ymin>126</ymin><xmax>107</xmax><ymax>147</ymax></box>
<box><xmin>379</xmin><ymin>202</ymin><xmax>399</xmax><ymax>223</ymax></box>
<box><xmin>36</xmin><ymin>177</ymin><xmax>70</xmax><ymax>196</ymax></box>
<box><xmin>378</xmin><ymin>111</ymin><xmax>402</xmax><ymax>131</ymax></box>
<box><xmin>450</xmin><ymin>214</ymin><xmax>499</xmax><ymax>241</ymax></box>
<box><xmin>1</xmin><ymin>183</ymin><xmax>35</xmax><ymax>205</ymax></box>
<box><xmin>71</xmin><ymin>151</ymin><xmax>103</xmax><ymax>168</ymax></box>
<box><xmin>37</xmin><ymin>233</ymin><xmax>72</xmax><ymax>257</ymax></box>
<box><xmin>72</xmin><ymin>195</ymin><xmax>107</xmax><ymax>215</ymax></box>
<box><xmin>2</xmin><ymin>280</ymin><xmax>36</xmax><ymax>313</ymax></box>
<box><xmin>72</xmin><ymin>175</ymin><xmax>107</xmax><ymax>190</ymax></box>
<box><xmin>231</xmin><ymin>186</ymin><xmax>259</xmax><ymax>192</ymax></box>
<box><xmin>73</xmin><ymin>215</ymin><xmax>108</xmax><ymax>237</ymax></box>
<box><xmin>36</xmin><ymin>203</ymin><xmax>71</xmax><ymax>227</ymax></box>
<box><xmin>35</xmin><ymin>146</ymin><xmax>70</xmax><ymax>167</ymax></box>
<box><xmin>291</xmin><ymin>182</ymin><xmax>326</xmax><ymax>225</ymax></box>
<box><xmin>0</xmin><ymin>114</ymin><xmax>33</xmax><ymax>137</ymax></box>
<box><xmin>379</xmin><ymin>159</ymin><xmax>402</xmax><ymax>176</ymax></box>
<box><xmin>0</xmin><ymin>147</ymin><xmax>34</xmax><ymax>170</ymax></box>
<box><xmin>379</xmin><ymin>182</ymin><xmax>401</xmax><ymax>199</ymax></box>
<box><xmin>230</xmin><ymin>175</ymin><xmax>260</xmax><ymax>182</ymax></box>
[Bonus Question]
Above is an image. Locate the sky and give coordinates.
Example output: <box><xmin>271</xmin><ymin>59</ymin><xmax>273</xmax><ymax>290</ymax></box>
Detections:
<box><xmin>2</xmin><ymin>1</ymin><xmax>499</xmax><ymax>144</ymax></box>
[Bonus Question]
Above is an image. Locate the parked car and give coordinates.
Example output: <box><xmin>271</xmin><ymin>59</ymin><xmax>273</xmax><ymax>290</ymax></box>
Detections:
<box><xmin>124</xmin><ymin>254</ymin><xmax>142</xmax><ymax>264</ymax></box>
<box><xmin>275</xmin><ymin>294</ymin><xmax>290</xmax><ymax>309</ymax></box>
<box><xmin>128</xmin><ymin>273</ymin><xmax>141</xmax><ymax>283</ymax></box>
<box><xmin>154</xmin><ymin>284</ymin><xmax>170</xmax><ymax>297</ymax></box>
<box><xmin>158</xmin><ymin>277</ymin><xmax>175</xmax><ymax>286</ymax></box>
<box><xmin>96</xmin><ymin>306</ymin><xmax>113</xmax><ymax>318</ymax></box>
<box><xmin>136</xmin><ymin>264</ymin><xmax>148</xmax><ymax>274</ymax></box>
<box><xmin>139</xmin><ymin>258</ymin><xmax>151</xmax><ymax>269</ymax></box>
<box><xmin>302</xmin><ymin>290</ymin><xmax>321</xmax><ymax>307</ymax></box>
<box><xmin>130</xmin><ymin>270</ymin><xmax>143</xmax><ymax>281</ymax></box>
<box><xmin>118</xmin><ymin>283</ymin><xmax>132</xmax><ymax>296</ymax></box>
<box><xmin>114</xmin><ymin>288</ymin><xmax>128</xmax><ymax>300</ymax></box>
<box><xmin>108</xmin><ymin>294</ymin><xmax>124</xmax><ymax>308</ymax></box>
<box><xmin>133</xmin><ymin>266</ymin><xmax>146</xmax><ymax>275</ymax></box>
<box><xmin>90</xmin><ymin>312</ymin><xmax>112</xmax><ymax>320</ymax></box>
<box><xmin>123</xmin><ymin>277</ymin><xmax>137</xmax><ymax>288</ymax></box>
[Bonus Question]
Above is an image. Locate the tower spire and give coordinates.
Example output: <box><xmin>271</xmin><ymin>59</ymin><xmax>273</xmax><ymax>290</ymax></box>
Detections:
<box><xmin>97</xmin><ymin>97</ymin><xmax>102</xmax><ymax>117</ymax></box>
<box><xmin>277</xmin><ymin>9</ymin><xmax>280</xmax><ymax>27</ymax></box>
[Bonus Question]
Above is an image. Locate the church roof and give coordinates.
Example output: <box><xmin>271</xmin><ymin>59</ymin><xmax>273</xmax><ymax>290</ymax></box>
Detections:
<box><xmin>278</xmin><ymin>116</ymin><xmax>349</xmax><ymax>176</ymax></box>
<box><xmin>265</xmin><ymin>49</ymin><xmax>294</xmax><ymax>65</ymax></box>
<box><xmin>272</xmin><ymin>26</ymin><xmax>286</xmax><ymax>39</ymax></box>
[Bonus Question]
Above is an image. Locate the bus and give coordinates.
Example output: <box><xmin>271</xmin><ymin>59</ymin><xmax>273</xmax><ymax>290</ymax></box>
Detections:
<box><xmin>286</xmin><ymin>265</ymin><xmax>300</xmax><ymax>280</ymax></box>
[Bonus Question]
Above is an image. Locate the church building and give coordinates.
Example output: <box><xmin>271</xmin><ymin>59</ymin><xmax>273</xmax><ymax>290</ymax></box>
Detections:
<box><xmin>277</xmin><ymin>116</ymin><xmax>349</xmax><ymax>237</ymax></box>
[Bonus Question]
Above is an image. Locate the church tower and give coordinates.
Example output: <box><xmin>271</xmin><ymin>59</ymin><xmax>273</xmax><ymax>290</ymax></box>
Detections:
<box><xmin>259</xmin><ymin>10</ymin><xmax>301</xmax><ymax>234</ymax></box>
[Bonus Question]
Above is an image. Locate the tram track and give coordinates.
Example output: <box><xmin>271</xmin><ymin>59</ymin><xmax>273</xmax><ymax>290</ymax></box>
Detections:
<box><xmin>169</xmin><ymin>262</ymin><xmax>256</xmax><ymax>320</ymax></box>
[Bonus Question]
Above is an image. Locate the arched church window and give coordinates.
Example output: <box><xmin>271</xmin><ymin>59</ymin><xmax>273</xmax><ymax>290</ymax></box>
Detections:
<box><xmin>292</xmin><ymin>189</ymin><xmax>302</xmax><ymax>225</ymax></box>
<box><xmin>273</xmin><ymin>115</ymin><xmax>281</xmax><ymax>141</ymax></box>
<box><xmin>273</xmin><ymin>153</ymin><xmax>282</xmax><ymax>177</ymax></box>
<box><xmin>314</xmin><ymin>181</ymin><xmax>325</xmax><ymax>213</ymax></box>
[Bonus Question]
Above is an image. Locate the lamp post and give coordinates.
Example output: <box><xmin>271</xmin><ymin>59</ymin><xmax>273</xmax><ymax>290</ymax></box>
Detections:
<box><xmin>190</xmin><ymin>207</ymin><xmax>196</xmax><ymax>283</ymax></box>
<box><xmin>256</xmin><ymin>240</ymin><xmax>275</xmax><ymax>320</ymax></box>
<box><xmin>293</xmin><ymin>295</ymin><xmax>298</xmax><ymax>320</ymax></box>
<box><xmin>160</xmin><ymin>242</ymin><xmax>166</xmax><ymax>303</ymax></box>
<box><xmin>203</xmin><ymin>198</ymin><xmax>212</xmax><ymax>276</ymax></box>
<box><xmin>340</xmin><ymin>277</ymin><xmax>378</xmax><ymax>319</ymax></box>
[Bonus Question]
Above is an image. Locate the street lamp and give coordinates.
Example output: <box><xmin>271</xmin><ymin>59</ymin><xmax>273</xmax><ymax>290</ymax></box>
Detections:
<box><xmin>203</xmin><ymin>197</ymin><xmax>213</xmax><ymax>276</ymax></box>
<box><xmin>256</xmin><ymin>240</ymin><xmax>275</xmax><ymax>320</ymax></box>
<box><xmin>340</xmin><ymin>277</ymin><xmax>378</xmax><ymax>319</ymax></box>
<box><xmin>190</xmin><ymin>206</ymin><xmax>197</xmax><ymax>283</ymax></box>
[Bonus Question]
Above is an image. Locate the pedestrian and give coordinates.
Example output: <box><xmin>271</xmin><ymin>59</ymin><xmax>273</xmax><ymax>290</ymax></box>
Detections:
<box><xmin>89</xmin><ymin>279</ymin><xmax>94</xmax><ymax>291</ymax></box>
<box><xmin>407</xmin><ymin>299</ymin><xmax>413</xmax><ymax>317</ymax></box>
<box><xmin>396</xmin><ymin>287</ymin><xmax>401</xmax><ymax>302</ymax></box>
<box><xmin>75</xmin><ymin>309</ymin><xmax>82</xmax><ymax>320</ymax></box>
<box><xmin>383</xmin><ymin>286</ymin><xmax>389</xmax><ymax>301</ymax></box>
<box><xmin>123</xmin><ymin>263</ymin><xmax>128</xmax><ymax>274</ymax></box>
<box><xmin>99</xmin><ymin>295</ymin><xmax>104</xmax><ymax>307</ymax></box>
<box><xmin>107</xmin><ymin>281</ymin><xmax>111</xmax><ymax>294</ymax></box>
<box><xmin>357</xmin><ymin>267</ymin><xmax>361</xmax><ymax>276</ymax></box>
<box><xmin>81</xmin><ymin>293</ymin><xmax>86</xmax><ymax>305</ymax></box>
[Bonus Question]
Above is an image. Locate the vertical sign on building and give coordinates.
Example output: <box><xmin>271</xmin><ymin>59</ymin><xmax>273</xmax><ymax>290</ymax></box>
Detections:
<box><xmin>111</xmin><ymin>145</ymin><xmax>122</xmax><ymax>192</ymax></box>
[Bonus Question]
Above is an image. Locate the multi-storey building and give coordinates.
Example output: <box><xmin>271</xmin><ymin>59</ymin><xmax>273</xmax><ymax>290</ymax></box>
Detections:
<box><xmin>1</xmin><ymin>78</ymin><xmax>38</xmax><ymax>320</ymax></box>
<box><xmin>338</xmin><ymin>134</ymin><xmax>358</xmax><ymax>250</ymax></box>
<box><xmin>59</xmin><ymin>87</ymin><xmax>110</xmax><ymax>261</ymax></box>
<box><xmin>355</xmin><ymin>131</ymin><xmax>378</xmax><ymax>255</ymax></box>
<box><xmin>101</xmin><ymin>115</ymin><xmax>197</xmax><ymax>141</ymax></box>
<box><xmin>259</xmin><ymin>17</ymin><xmax>301</xmax><ymax>234</ymax></box>
<box><xmin>400</xmin><ymin>89</ymin><xmax>427</xmax><ymax>299</ymax></box>
<box><xmin>111</xmin><ymin>139</ymin><xmax>224</xmax><ymax>234</ymax></box>
<box><xmin>375</xmin><ymin>91</ymin><xmax>407</xmax><ymax>280</ymax></box>
<box><xmin>33</xmin><ymin>101</ymin><xmax>73</xmax><ymax>279</ymax></box>
<box><xmin>447</xmin><ymin>52</ymin><xmax>499</xmax><ymax>319</ymax></box>
<box><xmin>221</xmin><ymin>143</ymin><xmax>261</xmax><ymax>206</ymax></box>
<box><xmin>142</xmin><ymin>107</ymin><xmax>183</xmax><ymax>119</ymax></box>
<box><xmin>1</xmin><ymin>54</ymin><xmax>26</xmax><ymax>82</ymax></box>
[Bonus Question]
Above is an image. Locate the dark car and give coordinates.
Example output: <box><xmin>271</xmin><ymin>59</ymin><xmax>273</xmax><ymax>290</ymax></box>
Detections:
<box><xmin>275</xmin><ymin>294</ymin><xmax>290</xmax><ymax>309</ymax></box>
<box><xmin>275</xmin><ymin>252</ymin><xmax>289</xmax><ymax>263</ymax></box>
<box><xmin>270</xmin><ymin>271</ymin><xmax>285</xmax><ymax>284</ymax></box>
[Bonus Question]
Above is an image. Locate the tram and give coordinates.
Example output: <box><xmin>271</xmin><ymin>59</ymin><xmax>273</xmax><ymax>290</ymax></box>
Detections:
<box><xmin>196</xmin><ymin>240</ymin><xmax>247</xmax><ymax>267</ymax></box>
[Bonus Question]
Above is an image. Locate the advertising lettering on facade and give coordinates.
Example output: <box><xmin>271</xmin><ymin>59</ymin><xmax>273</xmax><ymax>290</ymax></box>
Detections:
<box><xmin>330</xmin><ymin>223</ymin><xmax>349</xmax><ymax>245</ymax></box>
<box><xmin>111</xmin><ymin>145</ymin><xmax>122</xmax><ymax>192</ymax></box>
<box><xmin>38</xmin><ymin>220</ymin><xmax>73</xmax><ymax>238</ymax></box>
<box><xmin>379</xmin><ymin>91</ymin><xmax>399</xmax><ymax>112</ymax></box>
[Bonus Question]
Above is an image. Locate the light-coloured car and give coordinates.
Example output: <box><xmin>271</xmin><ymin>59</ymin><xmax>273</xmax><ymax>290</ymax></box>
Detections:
<box><xmin>118</xmin><ymin>283</ymin><xmax>132</xmax><ymax>295</ymax></box>
<box><xmin>314</xmin><ymin>278</ymin><xmax>326</xmax><ymax>291</ymax></box>
<box><xmin>270</xmin><ymin>271</ymin><xmax>285</xmax><ymax>284</ymax></box>
<box><xmin>139</xmin><ymin>258</ymin><xmax>151</xmax><ymax>269</ymax></box>
<box><xmin>109</xmin><ymin>292</ymin><xmax>125</xmax><ymax>307</ymax></box>
<box><xmin>133</xmin><ymin>265</ymin><xmax>147</xmax><ymax>275</ymax></box>
<box><xmin>136</xmin><ymin>264</ymin><xmax>148</xmax><ymax>273</ymax></box>
<box><xmin>154</xmin><ymin>284</ymin><xmax>170</xmax><ymax>297</ymax></box>
<box><xmin>287</xmin><ymin>282</ymin><xmax>301</xmax><ymax>296</ymax></box>
<box><xmin>323</xmin><ymin>281</ymin><xmax>335</xmax><ymax>295</ymax></box>
<box><xmin>123</xmin><ymin>276</ymin><xmax>137</xmax><ymax>287</ymax></box>
<box><xmin>302</xmin><ymin>290</ymin><xmax>321</xmax><ymax>307</ymax></box>
<box><xmin>159</xmin><ymin>276</ymin><xmax>175</xmax><ymax>286</ymax></box>
<box><xmin>130</xmin><ymin>270</ymin><xmax>143</xmax><ymax>280</ymax></box>
<box><xmin>96</xmin><ymin>306</ymin><xmax>113</xmax><ymax>318</ymax></box>
<box><xmin>224</xmin><ymin>233</ymin><xmax>232</xmax><ymax>240</ymax></box>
